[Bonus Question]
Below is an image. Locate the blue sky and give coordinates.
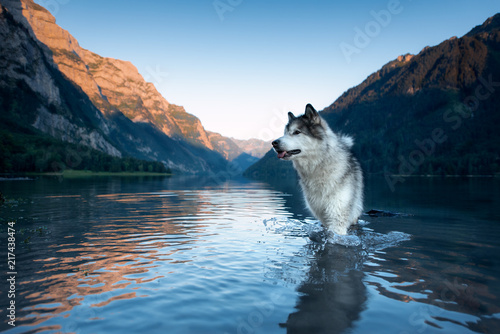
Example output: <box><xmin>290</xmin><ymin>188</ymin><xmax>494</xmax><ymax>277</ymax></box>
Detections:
<box><xmin>35</xmin><ymin>0</ymin><xmax>500</xmax><ymax>140</ymax></box>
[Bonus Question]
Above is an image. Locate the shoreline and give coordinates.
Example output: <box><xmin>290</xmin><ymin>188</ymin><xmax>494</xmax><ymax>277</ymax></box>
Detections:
<box><xmin>383</xmin><ymin>174</ymin><xmax>499</xmax><ymax>178</ymax></box>
<box><xmin>0</xmin><ymin>170</ymin><xmax>172</xmax><ymax>179</ymax></box>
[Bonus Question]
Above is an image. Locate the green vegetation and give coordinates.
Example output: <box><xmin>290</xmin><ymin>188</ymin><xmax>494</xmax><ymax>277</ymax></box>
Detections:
<box><xmin>244</xmin><ymin>150</ymin><xmax>292</xmax><ymax>179</ymax></box>
<box><xmin>86</xmin><ymin>59</ymin><xmax>103</xmax><ymax>71</ymax></box>
<box><xmin>0</xmin><ymin>74</ymin><xmax>171</xmax><ymax>175</ymax></box>
<box><xmin>54</xmin><ymin>169</ymin><xmax>172</xmax><ymax>177</ymax></box>
<box><xmin>0</xmin><ymin>128</ymin><xmax>171</xmax><ymax>174</ymax></box>
<box><xmin>52</xmin><ymin>48</ymin><xmax>83</xmax><ymax>64</ymax></box>
<box><xmin>329</xmin><ymin>89</ymin><xmax>500</xmax><ymax>176</ymax></box>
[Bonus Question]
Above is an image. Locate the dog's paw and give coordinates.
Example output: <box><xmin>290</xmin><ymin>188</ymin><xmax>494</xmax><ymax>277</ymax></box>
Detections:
<box><xmin>308</xmin><ymin>230</ymin><xmax>326</xmax><ymax>243</ymax></box>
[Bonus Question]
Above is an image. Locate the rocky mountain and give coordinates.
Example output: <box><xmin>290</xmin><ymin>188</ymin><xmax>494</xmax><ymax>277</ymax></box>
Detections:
<box><xmin>245</xmin><ymin>13</ymin><xmax>500</xmax><ymax>180</ymax></box>
<box><xmin>0</xmin><ymin>0</ymin><xmax>230</xmax><ymax>173</ymax></box>
<box><xmin>206</xmin><ymin>132</ymin><xmax>270</xmax><ymax>161</ymax></box>
<box><xmin>14</xmin><ymin>0</ymin><xmax>210</xmax><ymax>145</ymax></box>
<box><xmin>207</xmin><ymin>131</ymin><xmax>243</xmax><ymax>161</ymax></box>
<box><xmin>0</xmin><ymin>0</ymin><xmax>266</xmax><ymax>174</ymax></box>
<box><xmin>230</xmin><ymin>137</ymin><xmax>270</xmax><ymax>158</ymax></box>
<box><xmin>0</xmin><ymin>2</ymin><xmax>119</xmax><ymax>156</ymax></box>
<box><xmin>15</xmin><ymin>0</ymin><xmax>270</xmax><ymax>159</ymax></box>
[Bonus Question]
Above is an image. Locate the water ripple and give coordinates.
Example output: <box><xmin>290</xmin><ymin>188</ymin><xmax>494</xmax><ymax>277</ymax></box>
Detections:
<box><xmin>1</xmin><ymin>177</ymin><xmax>499</xmax><ymax>334</ymax></box>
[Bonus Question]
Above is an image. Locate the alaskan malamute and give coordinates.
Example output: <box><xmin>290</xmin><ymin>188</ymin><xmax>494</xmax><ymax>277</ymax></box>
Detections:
<box><xmin>272</xmin><ymin>104</ymin><xmax>363</xmax><ymax>235</ymax></box>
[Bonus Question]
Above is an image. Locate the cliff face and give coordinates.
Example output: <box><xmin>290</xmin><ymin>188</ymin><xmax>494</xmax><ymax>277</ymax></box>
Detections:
<box><xmin>207</xmin><ymin>131</ymin><xmax>243</xmax><ymax>160</ymax></box>
<box><xmin>0</xmin><ymin>4</ymin><xmax>58</xmax><ymax>104</ymax></box>
<box><xmin>2</xmin><ymin>0</ymin><xmax>269</xmax><ymax>165</ymax></box>
<box><xmin>12</xmin><ymin>0</ymin><xmax>212</xmax><ymax>144</ymax></box>
<box><xmin>0</xmin><ymin>1</ymin><xmax>121</xmax><ymax>157</ymax></box>
<box><xmin>0</xmin><ymin>0</ymin><xmax>229</xmax><ymax>173</ymax></box>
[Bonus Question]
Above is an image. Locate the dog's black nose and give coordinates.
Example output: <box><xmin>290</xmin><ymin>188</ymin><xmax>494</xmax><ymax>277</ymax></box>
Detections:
<box><xmin>272</xmin><ymin>140</ymin><xmax>279</xmax><ymax>147</ymax></box>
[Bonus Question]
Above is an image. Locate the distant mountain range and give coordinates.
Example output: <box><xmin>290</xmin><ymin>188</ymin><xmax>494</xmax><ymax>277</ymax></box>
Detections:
<box><xmin>0</xmin><ymin>0</ymin><xmax>269</xmax><ymax>174</ymax></box>
<box><xmin>245</xmin><ymin>13</ymin><xmax>500</xmax><ymax>180</ymax></box>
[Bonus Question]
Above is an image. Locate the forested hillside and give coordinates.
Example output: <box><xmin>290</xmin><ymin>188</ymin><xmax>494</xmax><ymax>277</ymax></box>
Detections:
<box><xmin>245</xmin><ymin>14</ymin><xmax>500</xmax><ymax>179</ymax></box>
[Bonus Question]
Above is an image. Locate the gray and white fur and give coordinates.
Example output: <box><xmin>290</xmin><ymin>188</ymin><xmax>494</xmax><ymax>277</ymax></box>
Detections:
<box><xmin>272</xmin><ymin>104</ymin><xmax>363</xmax><ymax>235</ymax></box>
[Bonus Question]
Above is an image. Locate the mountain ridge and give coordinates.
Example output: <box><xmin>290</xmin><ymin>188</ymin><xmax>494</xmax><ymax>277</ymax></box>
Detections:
<box><xmin>1</xmin><ymin>0</ymin><xmax>267</xmax><ymax>174</ymax></box>
<box><xmin>245</xmin><ymin>13</ymin><xmax>500</xmax><ymax>180</ymax></box>
<box><xmin>1</xmin><ymin>0</ymin><xmax>229</xmax><ymax>173</ymax></box>
<box><xmin>19</xmin><ymin>0</ymin><xmax>268</xmax><ymax>158</ymax></box>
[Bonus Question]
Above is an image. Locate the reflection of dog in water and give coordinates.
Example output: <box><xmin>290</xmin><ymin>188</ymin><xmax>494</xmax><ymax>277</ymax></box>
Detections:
<box><xmin>279</xmin><ymin>243</ymin><xmax>367</xmax><ymax>333</ymax></box>
<box><xmin>272</xmin><ymin>104</ymin><xmax>364</xmax><ymax>235</ymax></box>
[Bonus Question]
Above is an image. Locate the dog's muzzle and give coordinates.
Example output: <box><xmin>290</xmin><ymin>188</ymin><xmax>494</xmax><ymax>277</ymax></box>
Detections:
<box><xmin>272</xmin><ymin>140</ymin><xmax>301</xmax><ymax>159</ymax></box>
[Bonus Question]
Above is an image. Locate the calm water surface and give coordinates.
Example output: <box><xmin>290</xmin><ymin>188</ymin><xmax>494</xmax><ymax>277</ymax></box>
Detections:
<box><xmin>0</xmin><ymin>175</ymin><xmax>499</xmax><ymax>334</ymax></box>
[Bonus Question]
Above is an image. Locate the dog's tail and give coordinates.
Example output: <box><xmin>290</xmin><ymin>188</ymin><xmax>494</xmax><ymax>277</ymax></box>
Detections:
<box><xmin>339</xmin><ymin>135</ymin><xmax>354</xmax><ymax>148</ymax></box>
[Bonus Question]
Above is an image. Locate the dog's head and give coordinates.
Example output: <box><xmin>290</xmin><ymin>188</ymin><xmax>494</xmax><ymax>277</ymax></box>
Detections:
<box><xmin>272</xmin><ymin>104</ymin><xmax>327</xmax><ymax>160</ymax></box>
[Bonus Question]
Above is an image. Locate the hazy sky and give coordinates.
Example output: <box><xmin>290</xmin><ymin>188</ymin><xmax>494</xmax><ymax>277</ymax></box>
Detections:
<box><xmin>35</xmin><ymin>0</ymin><xmax>499</xmax><ymax>140</ymax></box>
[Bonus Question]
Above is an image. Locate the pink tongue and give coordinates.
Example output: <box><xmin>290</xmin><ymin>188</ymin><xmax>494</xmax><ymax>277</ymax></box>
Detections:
<box><xmin>278</xmin><ymin>151</ymin><xmax>287</xmax><ymax>159</ymax></box>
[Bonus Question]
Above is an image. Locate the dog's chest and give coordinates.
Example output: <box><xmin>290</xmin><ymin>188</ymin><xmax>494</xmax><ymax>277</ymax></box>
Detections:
<box><xmin>299</xmin><ymin>175</ymin><xmax>337</xmax><ymax>205</ymax></box>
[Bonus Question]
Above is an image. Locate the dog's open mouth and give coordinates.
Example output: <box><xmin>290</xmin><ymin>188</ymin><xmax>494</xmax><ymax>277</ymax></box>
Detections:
<box><xmin>276</xmin><ymin>149</ymin><xmax>301</xmax><ymax>159</ymax></box>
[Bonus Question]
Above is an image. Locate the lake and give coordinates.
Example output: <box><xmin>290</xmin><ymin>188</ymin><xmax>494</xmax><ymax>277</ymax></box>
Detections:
<box><xmin>0</xmin><ymin>175</ymin><xmax>499</xmax><ymax>334</ymax></box>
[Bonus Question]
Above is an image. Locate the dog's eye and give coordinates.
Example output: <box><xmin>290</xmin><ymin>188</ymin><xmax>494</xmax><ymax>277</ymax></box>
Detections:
<box><xmin>293</xmin><ymin>130</ymin><xmax>301</xmax><ymax>135</ymax></box>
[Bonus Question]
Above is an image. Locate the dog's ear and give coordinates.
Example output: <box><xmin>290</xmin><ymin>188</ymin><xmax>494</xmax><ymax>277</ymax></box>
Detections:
<box><xmin>288</xmin><ymin>112</ymin><xmax>296</xmax><ymax>122</ymax></box>
<box><xmin>304</xmin><ymin>104</ymin><xmax>319</xmax><ymax>122</ymax></box>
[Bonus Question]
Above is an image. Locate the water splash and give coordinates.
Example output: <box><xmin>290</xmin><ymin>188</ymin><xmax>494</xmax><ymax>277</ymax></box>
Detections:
<box><xmin>263</xmin><ymin>217</ymin><xmax>307</xmax><ymax>238</ymax></box>
<box><xmin>263</xmin><ymin>217</ymin><xmax>410</xmax><ymax>250</ymax></box>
